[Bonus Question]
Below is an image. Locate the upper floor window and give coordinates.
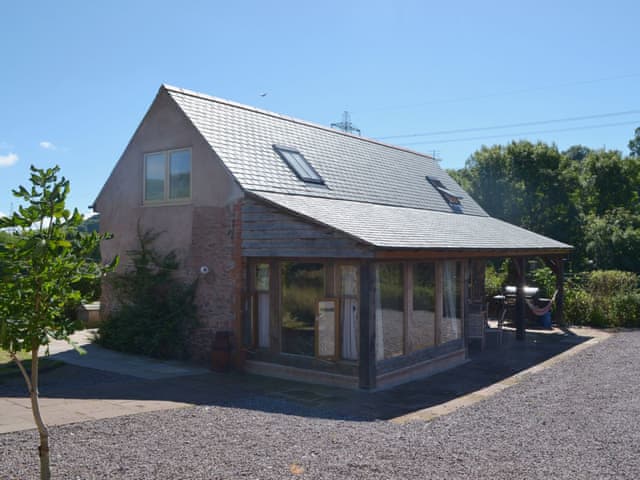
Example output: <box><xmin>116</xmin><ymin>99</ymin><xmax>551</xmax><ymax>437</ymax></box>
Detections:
<box><xmin>273</xmin><ymin>145</ymin><xmax>324</xmax><ymax>184</ymax></box>
<box><xmin>144</xmin><ymin>148</ymin><xmax>191</xmax><ymax>202</ymax></box>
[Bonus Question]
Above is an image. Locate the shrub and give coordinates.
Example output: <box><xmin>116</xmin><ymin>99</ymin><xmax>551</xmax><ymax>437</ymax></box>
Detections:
<box><xmin>97</xmin><ymin>229</ymin><xmax>198</xmax><ymax>360</ymax></box>
<box><xmin>610</xmin><ymin>293</ymin><xmax>640</xmax><ymax>328</ymax></box>
<box><xmin>587</xmin><ymin>270</ymin><xmax>638</xmax><ymax>296</ymax></box>
<box><xmin>564</xmin><ymin>285</ymin><xmax>592</xmax><ymax>326</ymax></box>
<box><xmin>564</xmin><ymin>270</ymin><xmax>640</xmax><ymax>328</ymax></box>
<box><xmin>530</xmin><ymin>266</ymin><xmax>555</xmax><ymax>299</ymax></box>
<box><xmin>485</xmin><ymin>259</ymin><xmax>509</xmax><ymax>297</ymax></box>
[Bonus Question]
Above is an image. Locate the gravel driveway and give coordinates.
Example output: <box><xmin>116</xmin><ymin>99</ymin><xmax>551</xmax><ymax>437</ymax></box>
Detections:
<box><xmin>1</xmin><ymin>331</ymin><xmax>639</xmax><ymax>479</ymax></box>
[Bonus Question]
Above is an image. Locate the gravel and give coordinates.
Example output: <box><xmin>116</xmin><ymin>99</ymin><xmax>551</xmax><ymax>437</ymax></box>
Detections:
<box><xmin>2</xmin><ymin>331</ymin><xmax>639</xmax><ymax>479</ymax></box>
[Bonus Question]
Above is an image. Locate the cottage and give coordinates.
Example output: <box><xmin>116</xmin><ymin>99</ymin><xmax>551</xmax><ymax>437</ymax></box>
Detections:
<box><xmin>95</xmin><ymin>85</ymin><xmax>572</xmax><ymax>389</ymax></box>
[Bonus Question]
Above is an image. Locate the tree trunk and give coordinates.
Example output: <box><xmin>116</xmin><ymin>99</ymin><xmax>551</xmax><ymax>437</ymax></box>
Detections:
<box><xmin>30</xmin><ymin>347</ymin><xmax>51</xmax><ymax>480</ymax></box>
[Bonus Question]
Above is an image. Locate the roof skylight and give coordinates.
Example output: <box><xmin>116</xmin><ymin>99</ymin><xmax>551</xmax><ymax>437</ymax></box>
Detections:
<box><xmin>426</xmin><ymin>176</ymin><xmax>463</xmax><ymax>213</ymax></box>
<box><xmin>273</xmin><ymin>145</ymin><xmax>324</xmax><ymax>185</ymax></box>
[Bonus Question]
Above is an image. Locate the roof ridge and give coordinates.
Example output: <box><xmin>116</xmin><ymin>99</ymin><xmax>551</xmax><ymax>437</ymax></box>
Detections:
<box><xmin>161</xmin><ymin>84</ymin><xmax>437</xmax><ymax>161</ymax></box>
<box><xmin>249</xmin><ymin>189</ymin><xmax>490</xmax><ymax>218</ymax></box>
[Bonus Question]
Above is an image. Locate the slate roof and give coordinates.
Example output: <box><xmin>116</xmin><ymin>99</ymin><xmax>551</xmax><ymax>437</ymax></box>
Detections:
<box><xmin>253</xmin><ymin>192</ymin><xmax>571</xmax><ymax>251</ymax></box>
<box><xmin>165</xmin><ymin>85</ymin><xmax>486</xmax><ymax>217</ymax></box>
<box><xmin>164</xmin><ymin>85</ymin><xmax>572</xmax><ymax>252</ymax></box>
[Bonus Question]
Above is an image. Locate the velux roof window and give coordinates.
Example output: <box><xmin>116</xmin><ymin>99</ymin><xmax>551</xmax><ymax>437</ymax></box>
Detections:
<box><xmin>427</xmin><ymin>176</ymin><xmax>463</xmax><ymax>213</ymax></box>
<box><xmin>273</xmin><ymin>145</ymin><xmax>324</xmax><ymax>184</ymax></box>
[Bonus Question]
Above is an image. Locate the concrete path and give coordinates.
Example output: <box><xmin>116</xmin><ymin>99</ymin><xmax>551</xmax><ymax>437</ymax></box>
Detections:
<box><xmin>2</xmin><ymin>331</ymin><xmax>209</xmax><ymax>434</ymax></box>
<box><xmin>39</xmin><ymin>329</ymin><xmax>209</xmax><ymax>380</ymax></box>
<box><xmin>1</xmin><ymin>326</ymin><xmax>609</xmax><ymax>434</ymax></box>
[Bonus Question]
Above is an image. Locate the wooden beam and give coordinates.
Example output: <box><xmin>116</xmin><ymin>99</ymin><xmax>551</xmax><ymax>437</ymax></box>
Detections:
<box><xmin>404</xmin><ymin>262</ymin><xmax>412</xmax><ymax>355</ymax></box>
<box><xmin>358</xmin><ymin>262</ymin><xmax>376</xmax><ymax>389</ymax></box>
<box><xmin>269</xmin><ymin>261</ymin><xmax>281</xmax><ymax>354</ymax></box>
<box><xmin>554</xmin><ymin>258</ymin><xmax>566</xmax><ymax>327</ymax></box>
<box><xmin>514</xmin><ymin>256</ymin><xmax>526</xmax><ymax>341</ymax></box>
<box><xmin>435</xmin><ymin>262</ymin><xmax>443</xmax><ymax>345</ymax></box>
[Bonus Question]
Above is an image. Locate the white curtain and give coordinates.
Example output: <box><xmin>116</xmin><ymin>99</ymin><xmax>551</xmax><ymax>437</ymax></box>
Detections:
<box><xmin>341</xmin><ymin>298</ymin><xmax>358</xmax><ymax>360</ymax></box>
<box><xmin>258</xmin><ymin>292</ymin><xmax>270</xmax><ymax>348</ymax></box>
<box><xmin>374</xmin><ymin>266</ymin><xmax>384</xmax><ymax>361</ymax></box>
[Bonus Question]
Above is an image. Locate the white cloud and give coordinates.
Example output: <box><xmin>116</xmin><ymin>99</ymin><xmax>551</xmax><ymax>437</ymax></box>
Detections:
<box><xmin>39</xmin><ymin>141</ymin><xmax>57</xmax><ymax>150</ymax></box>
<box><xmin>0</xmin><ymin>211</ymin><xmax>6</xmax><ymax>218</ymax></box>
<box><xmin>0</xmin><ymin>152</ymin><xmax>19</xmax><ymax>167</ymax></box>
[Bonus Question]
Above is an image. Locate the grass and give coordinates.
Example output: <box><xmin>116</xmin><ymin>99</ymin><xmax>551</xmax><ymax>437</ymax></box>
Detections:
<box><xmin>0</xmin><ymin>348</ymin><xmax>64</xmax><ymax>384</ymax></box>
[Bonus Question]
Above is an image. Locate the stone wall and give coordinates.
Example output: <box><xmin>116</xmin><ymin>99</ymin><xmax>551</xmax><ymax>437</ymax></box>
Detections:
<box><xmin>187</xmin><ymin>202</ymin><xmax>243</xmax><ymax>364</ymax></box>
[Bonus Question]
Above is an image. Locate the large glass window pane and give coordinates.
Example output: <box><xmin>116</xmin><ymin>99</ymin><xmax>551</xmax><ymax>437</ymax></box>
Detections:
<box><xmin>145</xmin><ymin>153</ymin><xmax>165</xmax><ymax>201</ymax></box>
<box><xmin>340</xmin><ymin>265</ymin><xmax>359</xmax><ymax>360</ymax></box>
<box><xmin>281</xmin><ymin>263</ymin><xmax>324</xmax><ymax>356</ymax></box>
<box><xmin>375</xmin><ymin>263</ymin><xmax>404</xmax><ymax>360</ymax></box>
<box><xmin>411</xmin><ymin>263</ymin><xmax>436</xmax><ymax>352</ymax></box>
<box><xmin>442</xmin><ymin>260</ymin><xmax>463</xmax><ymax>343</ymax></box>
<box><xmin>169</xmin><ymin>149</ymin><xmax>191</xmax><ymax>199</ymax></box>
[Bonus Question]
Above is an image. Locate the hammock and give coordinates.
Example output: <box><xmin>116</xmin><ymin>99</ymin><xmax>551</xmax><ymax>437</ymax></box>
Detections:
<box><xmin>525</xmin><ymin>290</ymin><xmax>558</xmax><ymax>316</ymax></box>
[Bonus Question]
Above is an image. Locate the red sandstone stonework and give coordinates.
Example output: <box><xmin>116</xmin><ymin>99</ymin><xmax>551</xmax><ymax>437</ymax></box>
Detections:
<box><xmin>188</xmin><ymin>203</ymin><xmax>242</xmax><ymax>364</ymax></box>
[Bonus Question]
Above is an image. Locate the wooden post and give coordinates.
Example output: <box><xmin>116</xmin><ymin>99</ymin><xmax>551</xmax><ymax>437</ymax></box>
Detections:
<box><xmin>514</xmin><ymin>257</ymin><xmax>526</xmax><ymax>341</ymax></box>
<box><xmin>359</xmin><ymin>262</ymin><xmax>376</xmax><ymax>389</ymax></box>
<box><xmin>543</xmin><ymin>256</ymin><xmax>566</xmax><ymax>328</ymax></box>
<box><xmin>269</xmin><ymin>261</ymin><xmax>280</xmax><ymax>354</ymax></box>
<box><xmin>435</xmin><ymin>262</ymin><xmax>443</xmax><ymax>344</ymax></box>
<box><xmin>554</xmin><ymin>258</ymin><xmax>565</xmax><ymax>327</ymax></box>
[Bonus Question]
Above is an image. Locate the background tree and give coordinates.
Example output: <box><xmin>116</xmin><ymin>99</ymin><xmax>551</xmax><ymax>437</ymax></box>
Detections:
<box><xmin>0</xmin><ymin>166</ymin><xmax>116</xmax><ymax>480</ymax></box>
<box><xmin>629</xmin><ymin>127</ymin><xmax>640</xmax><ymax>157</ymax></box>
<box><xmin>450</xmin><ymin>128</ymin><xmax>640</xmax><ymax>272</ymax></box>
<box><xmin>450</xmin><ymin>140</ymin><xmax>580</xmax><ymax>248</ymax></box>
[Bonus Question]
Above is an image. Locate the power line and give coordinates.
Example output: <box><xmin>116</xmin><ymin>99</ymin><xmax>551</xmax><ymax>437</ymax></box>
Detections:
<box><xmin>376</xmin><ymin>109</ymin><xmax>640</xmax><ymax>140</ymax></box>
<box><xmin>357</xmin><ymin>73</ymin><xmax>640</xmax><ymax>114</ymax></box>
<box><xmin>397</xmin><ymin>119</ymin><xmax>640</xmax><ymax>147</ymax></box>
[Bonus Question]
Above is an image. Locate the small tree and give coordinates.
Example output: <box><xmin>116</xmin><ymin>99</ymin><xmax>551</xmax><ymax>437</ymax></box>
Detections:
<box><xmin>0</xmin><ymin>166</ymin><xmax>116</xmax><ymax>480</ymax></box>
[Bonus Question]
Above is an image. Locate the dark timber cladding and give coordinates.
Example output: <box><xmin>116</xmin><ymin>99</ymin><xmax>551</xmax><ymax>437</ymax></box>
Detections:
<box><xmin>241</xmin><ymin>197</ymin><xmax>374</xmax><ymax>258</ymax></box>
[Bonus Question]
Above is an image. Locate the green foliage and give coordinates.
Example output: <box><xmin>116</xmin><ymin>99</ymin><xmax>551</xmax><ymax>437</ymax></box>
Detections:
<box><xmin>586</xmin><ymin>270</ymin><xmax>638</xmax><ymax>295</ymax></box>
<box><xmin>0</xmin><ymin>166</ymin><xmax>116</xmax><ymax>354</ymax></box>
<box><xmin>78</xmin><ymin>214</ymin><xmax>100</xmax><ymax>234</ymax></box>
<box><xmin>485</xmin><ymin>259</ymin><xmax>509</xmax><ymax>297</ymax></box>
<box><xmin>529</xmin><ymin>266</ymin><xmax>555</xmax><ymax>299</ymax></box>
<box><xmin>98</xmin><ymin>229</ymin><xmax>198</xmax><ymax>360</ymax></box>
<box><xmin>629</xmin><ymin>127</ymin><xmax>640</xmax><ymax>157</ymax></box>
<box><xmin>458</xmin><ymin>141</ymin><xmax>581</xmax><ymax>249</ymax></box>
<box><xmin>564</xmin><ymin>270</ymin><xmax>640</xmax><ymax>328</ymax></box>
<box><xmin>583</xmin><ymin>209</ymin><xmax>640</xmax><ymax>272</ymax></box>
<box><xmin>452</xmin><ymin>129</ymin><xmax>640</xmax><ymax>272</ymax></box>
<box><xmin>578</xmin><ymin>150</ymin><xmax>640</xmax><ymax>216</ymax></box>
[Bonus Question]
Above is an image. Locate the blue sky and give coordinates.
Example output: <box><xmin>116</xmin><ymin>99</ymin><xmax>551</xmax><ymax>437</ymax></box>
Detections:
<box><xmin>1</xmin><ymin>0</ymin><xmax>638</xmax><ymax>216</ymax></box>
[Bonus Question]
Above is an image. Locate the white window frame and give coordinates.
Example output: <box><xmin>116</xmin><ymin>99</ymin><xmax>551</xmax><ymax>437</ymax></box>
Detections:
<box><xmin>143</xmin><ymin>147</ymin><xmax>192</xmax><ymax>204</ymax></box>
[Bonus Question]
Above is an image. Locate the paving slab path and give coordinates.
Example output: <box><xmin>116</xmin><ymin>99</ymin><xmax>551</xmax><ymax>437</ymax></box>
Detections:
<box><xmin>1</xmin><ymin>330</ymin><xmax>209</xmax><ymax>434</ymax></box>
